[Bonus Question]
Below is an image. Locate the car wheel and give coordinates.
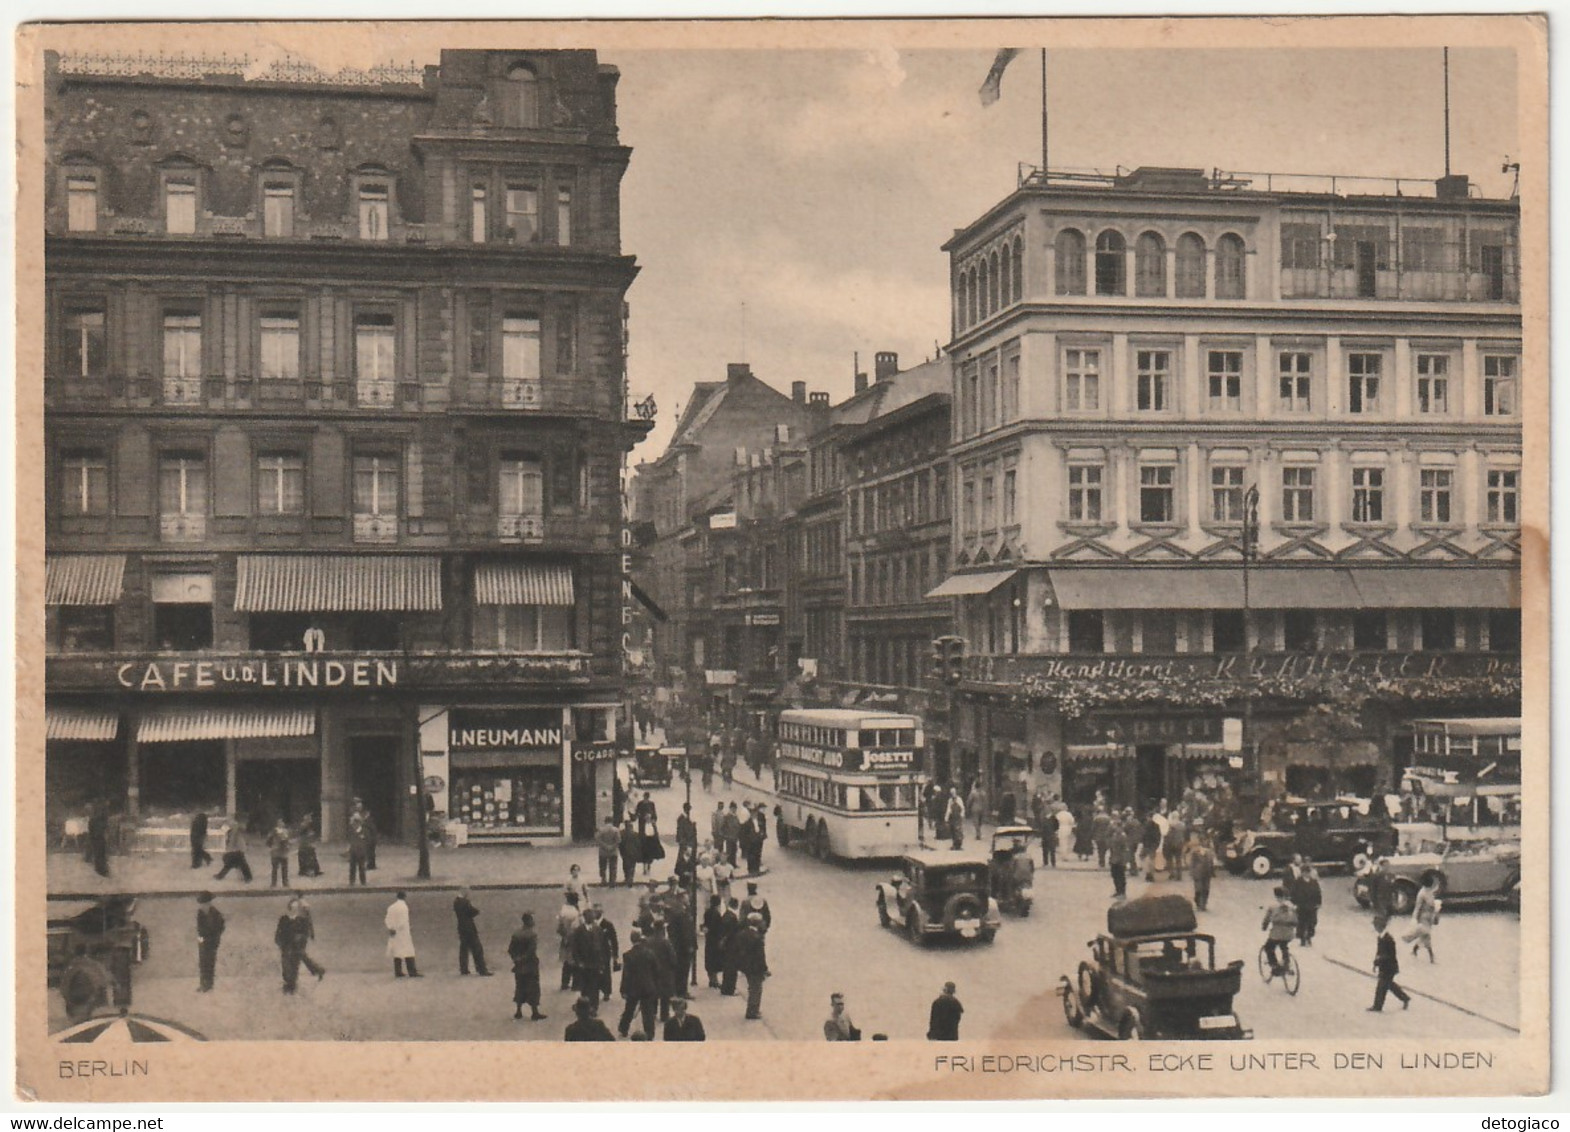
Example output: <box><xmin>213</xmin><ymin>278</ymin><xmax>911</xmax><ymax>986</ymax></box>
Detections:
<box><xmin>1390</xmin><ymin>880</ymin><xmax>1418</xmax><ymax>917</ymax></box>
<box><xmin>815</xmin><ymin>822</ymin><xmax>832</xmax><ymax>862</ymax></box>
<box><xmin>979</xmin><ymin>929</ymin><xmax>997</xmax><ymax>944</ymax></box>
<box><xmin>1248</xmin><ymin>851</ymin><xmax>1275</xmax><ymax>879</ymax></box>
<box><xmin>1077</xmin><ymin>962</ymin><xmax>1099</xmax><ymax>1011</ymax></box>
<box><xmin>877</xmin><ymin>894</ymin><xmax>891</xmax><ymax>928</ymax></box>
<box><xmin>1349</xmin><ymin>849</ymin><xmax>1372</xmax><ymax>874</ymax></box>
<box><xmin>906</xmin><ymin>911</ymin><xmax>924</xmax><ymax>946</ymax></box>
<box><xmin>803</xmin><ymin>818</ymin><xmax>818</xmax><ymax>858</ymax></box>
<box><xmin>1119</xmin><ymin>1010</ymin><xmax>1144</xmax><ymax>1041</ymax></box>
<box><xmin>1352</xmin><ymin>877</ymin><xmax>1373</xmax><ymax>908</ymax></box>
<box><xmin>1062</xmin><ymin>984</ymin><xmax>1085</xmax><ymax>1029</ymax></box>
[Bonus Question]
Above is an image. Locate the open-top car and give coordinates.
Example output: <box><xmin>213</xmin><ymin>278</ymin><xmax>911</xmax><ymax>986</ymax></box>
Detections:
<box><xmin>1060</xmin><ymin>893</ymin><xmax>1250</xmax><ymax>1041</ymax></box>
<box><xmin>875</xmin><ymin>851</ymin><xmax>1002</xmax><ymax>945</ymax></box>
<box><xmin>989</xmin><ymin>825</ymin><xmax>1037</xmax><ymax>916</ymax></box>
<box><xmin>1354</xmin><ymin>837</ymin><xmax>1521</xmax><ymax>914</ymax></box>
<box><xmin>1222</xmin><ymin>797</ymin><xmax>1396</xmax><ymax>878</ymax></box>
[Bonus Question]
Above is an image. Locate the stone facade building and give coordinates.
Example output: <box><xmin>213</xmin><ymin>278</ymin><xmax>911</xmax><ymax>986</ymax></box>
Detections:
<box><xmin>934</xmin><ymin>165</ymin><xmax>1522</xmax><ymax>811</ymax></box>
<box><xmin>43</xmin><ymin>48</ymin><xmax>648</xmax><ymax>844</ymax></box>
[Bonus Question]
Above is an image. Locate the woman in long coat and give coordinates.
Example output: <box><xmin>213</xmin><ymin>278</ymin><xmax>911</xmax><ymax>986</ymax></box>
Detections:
<box><xmin>701</xmin><ymin>894</ymin><xmax>727</xmax><ymax>988</ymax></box>
<box><xmin>384</xmin><ymin>891</ymin><xmax>420</xmax><ymax>977</ymax></box>
<box><xmin>1072</xmin><ymin>805</ymin><xmax>1095</xmax><ymax>860</ymax></box>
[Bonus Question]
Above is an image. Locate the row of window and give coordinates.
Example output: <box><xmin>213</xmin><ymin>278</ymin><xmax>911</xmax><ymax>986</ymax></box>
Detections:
<box><xmin>983</xmin><ymin>455</ymin><xmax>1520</xmax><ymax>533</ymax></box>
<box><xmin>954</xmin><ymin>234</ymin><xmax>1025</xmax><ymax>330</ymax></box>
<box><xmin>957</xmin><ymin>463</ymin><xmax>1019</xmax><ymax>535</ymax></box>
<box><xmin>1050</xmin><ymin>608</ymin><xmax>1521</xmax><ymax>656</ymax></box>
<box><xmin>57</xmin><ymin>298</ymin><xmax>578</xmax><ymax>385</ymax></box>
<box><xmin>956</xmin><ymin>342</ymin><xmax>1519</xmax><ymax>438</ymax></box>
<box><xmin>1052</xmin><ymin>229</ymin><xmax>1247</xmax><ymax>301</ymax></box>
<box><xmin>50</xmin><ymin>601</ymin><xmax>577</xmax><ymax>655</ymax></box>
<box><xmin>846</xmin><ymin>463</ymin><xmax>950</xmax><ymax>536</ymax></box>
<box><xmin>57</xmin><ymin>447</ymin><xmax>587</xmax><ymax>538</ymax></box>
<box><xmin>62</xmin><ymin>153</ymin><xmax>577</xmax><ymax>246</ymax></box>
<box><xmin>847</xmin><ymin>544</ymin><xmax>950</xmax><ymax>608</ymax></box>
<box><xmin>775</xmin><ymin>770</ymin><xmax>920</xmax><ymax>813</ymax></box>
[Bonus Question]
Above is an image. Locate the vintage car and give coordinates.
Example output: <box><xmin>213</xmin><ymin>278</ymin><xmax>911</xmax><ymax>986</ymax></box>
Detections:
<box><xmin>1221</xmin><ymin>797</ymin><xmax>1397</xmax><ymax>878</ymax></box>
<box><xmin>627</xmin><ymin>744</ymin><xmax>677</xmax><ymax>789</ymax></box>
<box><xmin>875</xmin><ymin>851</ymin><xmax>1002</xmax><ymax>944</ymax></box>
<box><xmin>48</xmin><ymin>896</ymin><xmax>149</xmax><ymax>1019</ymax></box>
<box><xmin>1060</xmin><ymin>893</ymin><xmax>1250</xmax><ymax>1041</ymax></box>
<box><xmin>989</xmin><ymin>825</ymin><xmax>1037</xmax><ymax>916</ymax></box>
<box><xmin>1354</xmin><ymin>838</ymin><xmax>1521</xmax><ymax>914</ymax></box>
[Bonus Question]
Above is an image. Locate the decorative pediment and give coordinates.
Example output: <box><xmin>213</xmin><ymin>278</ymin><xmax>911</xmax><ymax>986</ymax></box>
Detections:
<box><xmin>1409</xmin><ymin>534</ymin><xmax>1469</xmax><ymax>561</ymax></box>
<box><xmin>1127</xmin><ymin>535</ymin><xmax>1192</xmax><ymax>561</ymax></box>
<box><xmin>1334</xmin><ymin>534</ymin><xmax>1405</xmax><ymax>560</ymax></box>
<box><xmin>1264</xmin><ymin>529</ymin><xmax>1334</xmax><ymax>560</ymax></box>
<box><xmin>1051</xmin><ymin>537</ymin><xmax>1122</xmax><ymax>561</ymax></box>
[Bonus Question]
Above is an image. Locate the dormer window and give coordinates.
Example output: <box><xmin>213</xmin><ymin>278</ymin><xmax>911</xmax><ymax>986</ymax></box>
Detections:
<box><xmin>506</xmin><ymin>63</ymin><xmax>540</xmax><ymax>128</ymax></box>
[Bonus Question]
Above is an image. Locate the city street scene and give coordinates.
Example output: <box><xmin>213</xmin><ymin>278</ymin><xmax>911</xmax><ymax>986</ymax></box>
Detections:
<box><xmin>34</xmin><ymin>25</ymin><xmax>1531</xmax><ymax>1074</ymax></box>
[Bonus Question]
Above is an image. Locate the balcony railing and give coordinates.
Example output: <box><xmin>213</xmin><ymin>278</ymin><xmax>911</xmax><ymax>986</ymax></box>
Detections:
<box><xmin>356</xmin><ymin>379</ymin><xmax>398</xmax><ymax>408</ymax></box>
<box><xmin>353</xmin><ymin>513</ymin><xmax>398</xmax><ymax>544</ymax></box>
<box><xmin>1280</xmin><ymin>266</ymin><xmax>1519</xmax><ymax>303</ymax></box>
<box><xmin>461</xmin><ymin>377</ymin><xmax>602</xmax><ymax>415</ymax></box>
<box><xmin>501</xmin><ymin>378</ymin><xmax>542</xmax><ymax>410</ymax></box>
<box><xmin>497</xmin><ymin>513</ymin><xmax>545</xmax><ymax>543</ymax></box>
<box><xmin>159</xmin><ymin>513</ymin><xmax>205</xmax><ymax>542</ymax></box>
<box><xmin>162</xmin><ymin>376</ymin><xmax>203</xmax><ymax>405</ymax></box>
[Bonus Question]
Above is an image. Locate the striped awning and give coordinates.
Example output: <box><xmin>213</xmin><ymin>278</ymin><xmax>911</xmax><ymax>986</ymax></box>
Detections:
<box><xmin>234</xmin><ymin>556</ymin><xmax>442</xmax><ymax>612</ymax></box>
<box><xmin>45</xmin><ymin>556</ymin><xmax>126</xmax><ymax>606</ymax></box>
<box><xmin>136</xmin><ymin>708</ymin><xmax>316</xmax><ymax>744</ymax></box>
<box><xmin>1065</xmin><ymin>743</ymin><xmax>1130</xmax><ymax>762</ymax></box>
<box><xmin>473</xmin><ymin>561</ymin><xmax>574</xmax><ymax>606</ymax></box>
<box><xmin>46</xmin><ymin>707</ymin><xmax>120</xmax><ymax>742</ymax></box>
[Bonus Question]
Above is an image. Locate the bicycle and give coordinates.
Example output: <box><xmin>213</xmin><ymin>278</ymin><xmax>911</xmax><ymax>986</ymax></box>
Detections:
<box><xmin>1257</xmin><ymin>943</ymin><xmax>1301</xmax><ymax>996</ymax></box>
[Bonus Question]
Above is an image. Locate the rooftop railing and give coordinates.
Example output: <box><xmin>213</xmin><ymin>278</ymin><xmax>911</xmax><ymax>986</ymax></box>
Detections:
<box><xmin>55</xmin><ymin>51</ymin><xmax>425</xmax><ymax>87</ymax></box>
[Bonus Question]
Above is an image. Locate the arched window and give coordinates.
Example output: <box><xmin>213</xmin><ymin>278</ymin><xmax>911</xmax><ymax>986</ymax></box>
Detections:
<box><xmin>1012</xmin><ymin>236</ymin><xmax>1024</xmax><ymax>300</ymax></box>
<box><xmin>1054</xmin><ymin>228</ymin><xmax>1087</xmax><ymax>295</ymax></box>
<box><xmin>1094</xmin><ymin>230</ymin><xmax>1127</xmax><ymax>296</ymax></box>
<box><xmin>990</xmin><ymin>251</ymin><xmax>1002</xmax><ymax>312</ymax></box>
<box><xmin>1135</xmin><ymin>231</ymin><xmax>1167</xmax><ymax>297</ymax></box>
<box><xmin>1176</xmin><ymin>233</ymin><xmax>1207</xmax><ymax>298</ymax></box>
<box><xmin>956</xmin><ymin>274</ymin><xmax>969</xmax><ymax>330</ymax></box>
<box><xmin>978</xmin><ymin>259</ymin><xmax>991</xmax><ymax>320</ymax></box>
<box><xmin>968</xmin><ymin>267</ymin><xmax>980</xmax><ymax>326</ymax></box>
<box><xmin>1216</xmin><ymin>233</ymin><xmax>1247</xmax><ymax>299</ymax></box>
<box><xmin>999</xmin><ymin>244</ymin><xmax>1012</xmax><ymax>306</ymax></box>
<box><xmin>506</xmin><ymin>63</ymin><xmax>540</xmax><ymax>128</ymax></box>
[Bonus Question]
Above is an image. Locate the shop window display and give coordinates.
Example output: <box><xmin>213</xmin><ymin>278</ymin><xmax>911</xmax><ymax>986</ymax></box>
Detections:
<box><xmin>452</xmin><ymin>769</ymin><xmax>563</xmax><ymax>833</ymax></box>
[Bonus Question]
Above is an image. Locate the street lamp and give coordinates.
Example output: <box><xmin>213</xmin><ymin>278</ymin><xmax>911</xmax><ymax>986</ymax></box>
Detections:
<box><xmin>1241</xmin><ymin>485</ymin><xmax>1260</xmax><ymax>788</ymax></box>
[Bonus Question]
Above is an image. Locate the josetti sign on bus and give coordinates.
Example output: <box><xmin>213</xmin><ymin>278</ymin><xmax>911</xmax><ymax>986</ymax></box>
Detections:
<box><xmin>780</xmin><ymin>742</ymin><xmax>916</xmax><ymax>773</ymax></box>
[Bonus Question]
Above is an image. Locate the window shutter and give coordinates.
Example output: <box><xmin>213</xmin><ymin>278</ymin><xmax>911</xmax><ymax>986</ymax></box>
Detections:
<box><xmin>115</xmin><ymin>424</ymin><xmax>153</xmax><ymax>517</ymax></box>
<box><xmin>310</xmin><ymin>428</ymin><xmax>346</xmax><ymax>517</ymax></box>
<box><xmin>212</xmin><ymin>426</ymin><xmax>251</xmax><ymax>517</ymax></box>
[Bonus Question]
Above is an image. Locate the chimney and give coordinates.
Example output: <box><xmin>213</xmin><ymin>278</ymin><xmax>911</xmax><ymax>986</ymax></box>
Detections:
<box><xmin>854</xmin><ymin>371</ymin><xmax>869</xmax><ymax>395</ymax></box>
<box><xmin>809</xmin><ymin>392</ymin><xmax>830</xmax><ymax>407</ymax></box>
<box><xmin>1436</xmin><ymin>174</ymin><xmax>1471</xmax><ymax>201</ymax></box>
<box><xmin>726</xmin><ymin>363</ymin><xmax>751</xmax><ymax>384</ymax></box>
<box><xmin>791</xmin><ymin>380</ymin><xmax>806</xmax><ymax>404</ymax></box>
<box><xmin>875</xmin><ymin>351</ymin><xmax>899</xmax><ymax>382</ymax></box>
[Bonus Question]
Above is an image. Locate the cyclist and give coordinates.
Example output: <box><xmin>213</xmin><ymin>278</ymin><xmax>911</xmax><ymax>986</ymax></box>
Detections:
<box><xmin>1260</xmin><ymin>885</ymin><xmax>1299</xmax><ymax>980</ymax></box>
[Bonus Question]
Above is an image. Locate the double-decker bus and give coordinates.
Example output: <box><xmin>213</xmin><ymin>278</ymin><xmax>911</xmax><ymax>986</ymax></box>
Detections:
<box><xmin>767</xmin><ymin>707</ymin><xmax>924</xmax><ymax>860</ymax></box>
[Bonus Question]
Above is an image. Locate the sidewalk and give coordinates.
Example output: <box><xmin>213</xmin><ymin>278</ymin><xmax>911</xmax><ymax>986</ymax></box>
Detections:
<box><xmin>48</xmin><ymin>840</ymin><xmax>662</xmax><ymax>900</ymax></box>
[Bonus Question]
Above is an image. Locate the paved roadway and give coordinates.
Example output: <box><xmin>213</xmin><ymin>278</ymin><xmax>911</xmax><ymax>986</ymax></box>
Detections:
<box><xmin>48</xmin><ymin>777</ymin><xmax>1521</xmax><ymax>1043</ymax></box>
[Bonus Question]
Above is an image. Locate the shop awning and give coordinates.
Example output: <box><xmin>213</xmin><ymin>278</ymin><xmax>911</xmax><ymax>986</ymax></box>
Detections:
<box><xmin>1065</xmin><ymin>743</ymin><xmax>1130</xmax><ymax>761</ymax></box>
<box><xmin>45</xmin><ymin>555</ymin><xmax>126</xmax><ymax>606</ymax></box>
<box><xmin>1349</xmin><ymin>568</ymin><xmax>1519</xmax><ymax>609</ymax></box>
<box><xmin>473</xmin><ymin>561</ymin><xmax>574</xmax><ymax>606</ymax></box>
<box><xmin>235</xmin><ymin>555</ymin><xmax>442</xmax><ymax>612</ymax></box>
<box><xmin>1049</xmin><ymin>568</ymin><xmax>1242</xmax><ymax>610</ymax></box>
<box><xmin>925</xmin><ymin>569</ymin><xmax>1019</xmax><ymax>599</ymax></box>
<box><xmin>1049</xmin><ymin>567</ymin><xmax>1367</xmax><ymax>610</ymax></box>
<box><xmin>137</xmin><ymin>708</ymin><xmax>316</xmax><ymax>743</ymax></box>
<box><xmin>46</xmin><ymin>707</ymin><xmax>120</xmax><ymax>742</ymax></box>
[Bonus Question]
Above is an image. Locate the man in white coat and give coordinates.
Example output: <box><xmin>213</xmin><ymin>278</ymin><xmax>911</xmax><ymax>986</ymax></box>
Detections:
<box><xmin>386</xmin><ymin>890</ymin><xmax>421</xmax><ymax>978</ymax></box>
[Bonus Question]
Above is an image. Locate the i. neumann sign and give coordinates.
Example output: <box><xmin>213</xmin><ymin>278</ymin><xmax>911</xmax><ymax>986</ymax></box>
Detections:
<box><xmin>449</xmin><ymin>725</ymin><xmax>564</xmax><ymax>750</ymax></box>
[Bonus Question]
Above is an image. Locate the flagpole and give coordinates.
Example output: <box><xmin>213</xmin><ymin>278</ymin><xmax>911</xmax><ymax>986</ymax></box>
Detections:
<box><xmin>1040</xmin><ymin>48</ymin><xmax>1049</xmax><ymax>177</ymax></box>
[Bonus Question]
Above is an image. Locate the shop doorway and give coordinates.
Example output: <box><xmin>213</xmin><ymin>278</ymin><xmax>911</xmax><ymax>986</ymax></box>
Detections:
<box><xmin>350</xmin><ymin>735</ymin><xmax>401</xmax><ymax>840</ymax></box>
<box><xmin>46</xmin><ymin>740</ymin><xmax>127</xmax><ymax>824</ymax></box>
<box><xmin>570</xmin><ymin>760</ymin><xmax>597</xmax><ymax>842</ymax></box>
<box><xmin>237</xmin><ymin>759</ymin><xmax>320</xmax><ymax>832</ymax></box>
<box><xmin>1135</xmin><ymin>744</ymin><xmax>1167</xmax><ymax>812</ymax></box>
<box><xmin>139</xmin><ymin>741</ymin><xmax>225</xmax><ymax>816</ymax></box>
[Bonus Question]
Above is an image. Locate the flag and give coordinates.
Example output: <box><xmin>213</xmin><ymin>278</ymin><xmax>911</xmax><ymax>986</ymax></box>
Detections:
<box><xmin>979</xmin><ymin>48</ymin><xmax>1023</xmax><ymax>107</ymax></box>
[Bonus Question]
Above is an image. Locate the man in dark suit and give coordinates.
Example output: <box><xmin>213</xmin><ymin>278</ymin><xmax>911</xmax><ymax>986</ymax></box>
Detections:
<box><xmin>190</xmin><ymin>811</ymin><xmax>212</xmax><ymax>869</ymax></box>
<box><xmin>564</xmin><ymin>996</ymin><xmax>616</xmax><ymax>1041</ymax></box>
<box><xmin>86</xmin><ymin>803</ymin><xmax>110</xmax><ymax>877</ymax></box>
<box><xmin>927</xmin><ymin>981</ymin><xmax>964</xmax><ymax>1040</ymax></box>
<box><xmin>570</xmin><ymin>908</ymin><xmax>609</xmax><ymax>1006</ymax></box>
<box><xmin>662</xmin><ymin>996</ymin><xmax>706</xmax><ymax>1041</ymax></box>
<box><xmin>616</xmin><ymin>930</ymin><xmax>660</xmax><ymax>1040</ymax></box>
<box><xmin>507</xmin><ymin>912</ymin><xmax>546</xmax><ymax>1021</ymax></box>
<box><xmin>1369</xmin><ymin>915</ymin><xmax>1411</xmax><ymax>1012</ymax></box>
<box><xmin>718</xmin><ymin>898</ymin><xmax>742</xmax><ymax>995</ymax></box>
<box><xmin>453</xmin><ymin>887</ymin><xmax>492</xmax><ymax>976</ymax></box>
<box><xmin>645</xmin><ymin>920</ymin><xmax>680</xmax><ymax>1022</ymax></box>
<box><xmin>734</xmin><ymin>913</ymin><xmax>769</xmax><ymax>1020</ymax></box>
<box><xmin>594</xmin><ymin>904</ymin><xmax>621</xmax><ymax>1002</ymax></box>
<box><xmin>195</xmin><ymin>891</ymin><xmax>224</xmax><ymax>992</ymax></box>
<box><xmin>676</xmin><ymin>803</ymin><xmax>698</xmax><ymax>852</ymax></box>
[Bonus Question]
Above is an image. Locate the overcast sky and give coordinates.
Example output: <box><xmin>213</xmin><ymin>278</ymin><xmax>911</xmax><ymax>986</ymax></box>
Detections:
<box><xmin>609</xmin><ymin>46</ymin><xmax>1518</xmax><ymax>454</ymax></box>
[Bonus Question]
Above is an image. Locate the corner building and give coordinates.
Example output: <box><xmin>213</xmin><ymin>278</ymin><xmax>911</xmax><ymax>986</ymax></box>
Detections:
<box><xmin>936</xmin><ymin>166</ymin><xmax>1521</xmax><ymax>811</ymax></box>
<box><xmin>43</xmin><ymin>49</ymin><xmax>647</xmax><ymax>845</ymax></box>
